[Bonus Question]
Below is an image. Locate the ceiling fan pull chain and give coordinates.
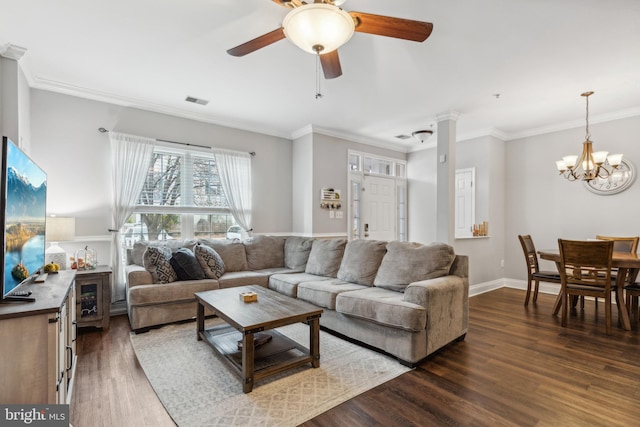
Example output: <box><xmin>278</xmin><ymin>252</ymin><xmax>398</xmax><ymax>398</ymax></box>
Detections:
<box><xmin>315</xmin><ymin>53</ymin><xmax>323</xmax><ymax>99</ymax></box>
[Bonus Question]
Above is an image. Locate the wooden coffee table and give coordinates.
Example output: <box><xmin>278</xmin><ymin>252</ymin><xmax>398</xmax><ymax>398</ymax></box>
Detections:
<box><xmin>195</xmin><ymin>285</ymin><xmax>323</xmax><ymax>393</ymax></box>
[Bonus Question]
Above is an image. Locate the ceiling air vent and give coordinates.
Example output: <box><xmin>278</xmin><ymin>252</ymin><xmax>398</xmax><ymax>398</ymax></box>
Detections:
<box><xmin>395</xmin><ymin>134</ymin><xmax>412</xmax><ymax>140</ymax></box>
<box><xmin>185</xmin><ymin>96</ymin><xmax>209</xmax><ymax>106</ymax></box>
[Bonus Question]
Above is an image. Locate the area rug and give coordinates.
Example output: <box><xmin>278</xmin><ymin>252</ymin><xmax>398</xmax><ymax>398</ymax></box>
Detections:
<box><xmin>130</xmin><ymin>319</ymin><xmax>411</xmax><ymax>426</ymax></box>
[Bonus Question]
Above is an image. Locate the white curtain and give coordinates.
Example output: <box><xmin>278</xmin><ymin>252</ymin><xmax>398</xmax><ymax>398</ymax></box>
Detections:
<box><xmin>212</xmin><ymin>149</ymin><xmax>253</xmax><ymax>236</ymax></box>
<box><xmin>109</xmin><ymin>132</ymin><xmax>155</xmax><ymax>301</ymax></box>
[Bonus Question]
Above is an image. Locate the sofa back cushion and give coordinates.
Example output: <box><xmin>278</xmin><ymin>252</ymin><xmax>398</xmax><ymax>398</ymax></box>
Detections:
<box><xmin>374</xmin><ymin>242</ymin><xmax>456</xmax><ymax>292</ymax></box>
<box><xmin>305</xmin><ymin>239</ymin><xmax>347</xmax><ymax>277</ymax></box>
<box><xmin>131</xmin><ymin>239</ymin><xmax>197</xmax><ymax>266</ymax></box>
<box><xmin>284</xmin><ymin>236</ymin><xmax>313</xmax><ymax>270</ymax></box>
<box><xmin>243</xmin><ymin>235</ymin><xmax>286</xmax><ymax>270</ymax></box>
<box><xmin>143</xmin><ymin>246</ymin><xmax>177</xmax><ymax>284</ymax></box>
<box><xmin>194</xmin><ymin>244</ymin><xmax>225</xmax><ymax>279</ymax></box>
<box><xmin>169</xmin><ymin>248</ymin><xmax>205</xmax><ymax>281</ymax></box>
<box><xmin>198</xmin><ymin>238</ymin><xmax>248</xmax><ymax>272</ymax></box>
<box><xmin>337</xmin><ymin>239</ymin><xmax>387</xmax><ymax>286</ymax></box>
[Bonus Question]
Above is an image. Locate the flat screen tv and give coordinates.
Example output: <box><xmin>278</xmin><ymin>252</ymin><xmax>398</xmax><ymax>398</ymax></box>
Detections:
<box><xmin>0</xmin><ymin>136</ymin><xmax>47</xmax><ymax>301</ymax></box>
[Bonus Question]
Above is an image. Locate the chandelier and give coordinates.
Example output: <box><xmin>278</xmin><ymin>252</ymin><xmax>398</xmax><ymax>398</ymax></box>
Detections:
<box><xmin>555</xmin><ymin>91</ymin><xmax>622</xmax><ymax>181</ymax></box>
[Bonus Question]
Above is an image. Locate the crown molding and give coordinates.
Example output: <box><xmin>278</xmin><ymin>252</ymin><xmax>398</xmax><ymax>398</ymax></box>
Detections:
<box><xmin>290</xmin><ymin>124</ymin><xmax>409</xmax><ymax>153</ymax></box>
<box><xmin>504</xmin><ymin>107</ymin><xmax>640</xmax><ymax>141</ymax></box>
<box><xmin>23</xmin><ymin>72</ymin><xmax>640</xmax><ymax>148</ymax></box>
<box><xmin>30</xmin><ymin>76</ymin><xmax>292</xmax><ymax>140</ymax></box>
<box><xmin>0</xmin><ymin>43</ymin><xmax>27</xmax><ymax>60</ymax></box>
<box><xmin>436</xmin><ymin>111</ymin><xmax>462</xmax><ymax>122</ymax></box>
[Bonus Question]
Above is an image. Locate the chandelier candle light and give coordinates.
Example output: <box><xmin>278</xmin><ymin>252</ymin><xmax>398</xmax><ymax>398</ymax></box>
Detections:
<box><xmin>556</xmin><ymin>91</ymin><xmax>623</xmax><ymax>181</ymax></box>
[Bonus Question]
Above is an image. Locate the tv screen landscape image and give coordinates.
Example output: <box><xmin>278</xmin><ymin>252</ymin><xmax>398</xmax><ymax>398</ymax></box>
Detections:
<box><xmin>1</xmin><ymin>136</ymin><xmax>47</xmax><ymax>298</ymax></box>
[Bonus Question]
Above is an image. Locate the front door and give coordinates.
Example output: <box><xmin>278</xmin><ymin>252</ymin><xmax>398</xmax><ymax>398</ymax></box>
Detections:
<box><xmin>362</xmin><ymin>175</ymin><xmax>396</xmax><ymax>241</ymax></box>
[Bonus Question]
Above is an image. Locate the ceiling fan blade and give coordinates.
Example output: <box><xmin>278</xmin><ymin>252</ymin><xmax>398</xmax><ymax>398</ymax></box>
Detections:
<box><xmin>349</xmin><ymin>12</ymin><xmax>433</xmax><ymax>42</ymax></box>
<box><xmin>320</xmin><ymin>50</ymin><xmax>342</xmax><ymax>79</ymax></box>
<box><xmin>271</xmin><ymin>0</ymin><xmax>303</xmax><ymax>8</ymax></box>
<box><xmin>227</xmin><ymin>28</ymin><xmax>286</xmax><ymax>57</ymax></box>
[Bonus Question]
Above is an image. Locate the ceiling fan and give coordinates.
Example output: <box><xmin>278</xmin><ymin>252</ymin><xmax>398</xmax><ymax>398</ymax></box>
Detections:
<box><xmin>227</xmin><ymin>0</ymin><xmax>433</xmax><ymax>79</ymax></box>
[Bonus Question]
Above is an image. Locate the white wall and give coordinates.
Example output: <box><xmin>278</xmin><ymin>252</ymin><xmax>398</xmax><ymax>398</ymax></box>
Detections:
<box><xmin>29</xmin><ymin>89</ymin><xmax>294</xmax><ymax>265</ymax></box>
<box><xmin>505</xmin><ymin>115</ymin><xmax>640</xmax><ymax>279</ymax></box>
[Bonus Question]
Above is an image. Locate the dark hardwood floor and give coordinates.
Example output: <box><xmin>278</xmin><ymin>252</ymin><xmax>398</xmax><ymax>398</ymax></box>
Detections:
<box><xmin>71</xmin><ymin>288</ymin><xmax>640</xmax><ymax>426</ymax></box>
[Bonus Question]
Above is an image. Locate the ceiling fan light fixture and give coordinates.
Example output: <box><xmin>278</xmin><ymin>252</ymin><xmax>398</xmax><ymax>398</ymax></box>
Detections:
<box><xmin>283</xmin><ymin>4</ymin><xmax>355</xmax><ymax>54</ymax></box>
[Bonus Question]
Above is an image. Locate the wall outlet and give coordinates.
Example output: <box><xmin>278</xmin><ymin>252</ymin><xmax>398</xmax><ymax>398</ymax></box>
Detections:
<box><xmin>329</xmin><ymin>210</ymin><xmax>335</xmax><ymax>219</ymax></box>
<box><xmin>336</xmin><ymin>211</ymin><xmax>344</xmax><ymax>219</ymax></box>
<box><xmin>500</xmin><ymin>259</ymin><xmax>504</xmax><ymax>268</ymax></box>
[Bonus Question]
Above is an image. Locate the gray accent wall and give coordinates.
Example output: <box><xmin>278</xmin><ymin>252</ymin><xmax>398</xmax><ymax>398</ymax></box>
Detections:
<box><xmin>29</xmin><ymin>89</ymin><xmax>294</xmax><ymax>239</ymax></box>
<box><xmin>504</xmin><ymin>115</ymin><xmax>640</xmax><ymax>280</ymax></box>
<box><xmin>292</xmin><ymin>131</ymin><xmax>406</xmax><ymax>237</ymax></box>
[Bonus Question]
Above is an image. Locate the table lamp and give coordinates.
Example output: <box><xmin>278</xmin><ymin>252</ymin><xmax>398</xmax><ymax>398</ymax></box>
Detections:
<box><xmin>45</xmin><ymin>216</ymin><xmax>75</xmax><ymax>269</ymax></box>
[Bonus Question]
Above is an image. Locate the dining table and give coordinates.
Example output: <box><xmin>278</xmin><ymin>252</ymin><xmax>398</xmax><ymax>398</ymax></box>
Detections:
<box><xmin>538</xmin><ymin>249</ymin><xmax>640</xmax><ymax>331</ymax></box>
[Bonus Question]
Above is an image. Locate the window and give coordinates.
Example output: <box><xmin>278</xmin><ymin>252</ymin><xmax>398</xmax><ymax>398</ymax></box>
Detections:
<box><xmin>122</xmin><ymin>147</ymin><xmax>236</xmax><ymax>246</ymax></box>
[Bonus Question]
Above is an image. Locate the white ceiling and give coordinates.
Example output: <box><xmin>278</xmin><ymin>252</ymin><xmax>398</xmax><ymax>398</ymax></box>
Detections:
<box><xmin>2</xmin><ymin>0</ymin><xmax>639</xmax><ymax>152</ymax></box>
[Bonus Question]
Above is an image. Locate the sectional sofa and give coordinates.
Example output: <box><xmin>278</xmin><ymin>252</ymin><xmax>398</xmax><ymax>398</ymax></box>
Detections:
<box><xmin>125</xmin><ymin>235</ymin><xmax>469</xmax><ymax>365</ymax></box>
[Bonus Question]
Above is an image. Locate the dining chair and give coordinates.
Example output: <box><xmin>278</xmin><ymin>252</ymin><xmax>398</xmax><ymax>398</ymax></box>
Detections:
<box><xmin>625</xmin><ymin>283</ymin><xmax>640</xmax><ymax>325</ymax></box>
<box><xmin>592</xmin><ymin>235</ymin><xmax>639</xmax><ymax>307</ymax></box>
<box><xmin>518</xmin><ymin>235</ymin><xmax>562</xmax><ymax>306</ymax></box>
<box><xmin>595</xmin><ymin>235</ymin><xmax>640</xmax><ymax>253</ymax></box>
<box><xmin>558</xmin><ymin>239</ymin><xmax>614</xmax><ymax>334</ymax></box>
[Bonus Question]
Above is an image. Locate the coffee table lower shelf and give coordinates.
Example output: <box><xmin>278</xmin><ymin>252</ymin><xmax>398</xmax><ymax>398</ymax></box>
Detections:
<box><xmin>199</xmin><ymin>323</ymin><xmax>316</xmax><ymax>392</ymax></box>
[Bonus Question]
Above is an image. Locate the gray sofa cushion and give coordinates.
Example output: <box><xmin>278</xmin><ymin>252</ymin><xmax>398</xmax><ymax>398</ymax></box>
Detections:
<box><xmin>143</xmin><ymin>246</ymin><xmax>177</xmax><ymax>284</ymax></box>
<box><xmin>199</xmin><ymin>238</ymin><xmax>248</xmax><ymax>272</ymax></box>
<box><xmin>336</xmin><ymin>287</ymin><xmax>427</xmax><ymax>332</ymax></box>
<box><xmin>128</xmin><ymin>278</ymin><xmax>218</xmax><ymax>306</ymax></box>
<box><xmin>169</xmin><ymin>248</ymin><xmax>205</xmax><ymax>281</ymax></box>
<box><xmin>305</xmin><ymin>239</ymin><xmax>347</xmax><ymax>277</ymax></box>
<box><xmin>297</xmin><ymin>279</ymin><xmax>368</xmax><ymax>309</ymax></box>
<box><xmin>194</xmin><ymin>244</ymin><xmax>225</xmax><ymax>279</ymax></box>
<box><xmin>374</xmin><ymin>242</ymin><xmax>456</xmax><ymax>292</ymax></box>
<box><xmin>284</xmin><ymin>236</ymin><xmax>313</xmax><ymax>270</ymax></box>
<box><xmin>268</xmin><ymin>272</ymin><xmax>331</xmax><ymax>298</ymax></box>
<box><xmin>244</xmin><ymin>235</ymin><xmax>286</xmax><ymax>270</ymax></box>
<box><xmin>337</xmin><ymin>239</ymin><xmax>387</xmax><ymax>286</ymax></box>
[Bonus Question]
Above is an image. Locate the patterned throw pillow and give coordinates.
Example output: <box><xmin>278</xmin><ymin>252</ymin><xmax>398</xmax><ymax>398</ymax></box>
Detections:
<box><xmin>143</xmin><ymin>246</ymin><xmax>177</xmax><ymax>284</ymax></box>
<box><xmin>194</xmin><ymin>244</ymin><xmax>225</xmax><ymax>279</ymax></box>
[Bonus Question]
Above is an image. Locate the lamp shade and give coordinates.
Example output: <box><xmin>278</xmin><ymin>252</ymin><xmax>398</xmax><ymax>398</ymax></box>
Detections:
<box><xmin>45</xmin><ymin>216</ymin><xmax>75</xmax><ymax>242</ymax></box>
<box><xmin>283</xmin><ymin>3</ymin><xmax>355</xmax><ymax>54</ymax></box>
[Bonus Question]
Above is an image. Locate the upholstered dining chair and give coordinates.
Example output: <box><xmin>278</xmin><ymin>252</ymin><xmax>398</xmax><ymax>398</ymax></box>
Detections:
<box><xmin>595</xmin><ymin>235</ymin><xmax>640</xmax><ymax>254</ymax></box>
<box><xmin>558</xmin><ymin>239</ymin><xmax>614</xmax><ymax>334</ymax></box>
<box><xmin>518</xmin><ymin>235</ymin><xmax>562</xmax><ymax>306</ymax></box>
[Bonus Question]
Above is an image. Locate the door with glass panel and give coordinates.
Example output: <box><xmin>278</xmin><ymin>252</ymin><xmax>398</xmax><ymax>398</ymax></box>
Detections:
<box><xmin>362</xmin><ymin>175</ymin><xmax>396</xmax><ymax>241</ymax></box>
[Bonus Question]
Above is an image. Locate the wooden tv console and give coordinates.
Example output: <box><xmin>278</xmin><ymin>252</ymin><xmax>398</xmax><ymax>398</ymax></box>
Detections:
<box><xmin>0</xmin><ymin>270</ymin><xmax>77</xmax><ymax>404</ymax></box>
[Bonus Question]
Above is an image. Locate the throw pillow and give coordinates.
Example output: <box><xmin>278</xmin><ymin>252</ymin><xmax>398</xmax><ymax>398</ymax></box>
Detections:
<box><xmin>169</xmin><ymin>248</ymin><xmax>205</xmax><ymax>281</ymax></box>
<box><xmin>305</xmin><ymin>239</ymin><xmax>347</xmax><ymax>277</ymax></box>
<box><xmin>244</xmin><ymin>235</ymin><xmax>286</xmax><ymax>270</ymax></box>
<box><xmin>284</xmin><ymin>236</ymin><xmax>313</xmax><ymax>271</ymax></box>
<box><xmin>194</xmin><ymin>244</ymin><xmax>225</xmax><ymax>279</ymax></box>
<box><xmin>143</xmin><ymin>246</ymin><xmax>177</xmax><ymax>284</ymax></box>
<box><xmin>373</xmin><ymin>242</ymin><xmax>456</xmax><ymax>292</ymax></box>
<box><xmin>337</xmin><ymin>239</ymin><xmax>387</xmax><ymax>286</ymax></box>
